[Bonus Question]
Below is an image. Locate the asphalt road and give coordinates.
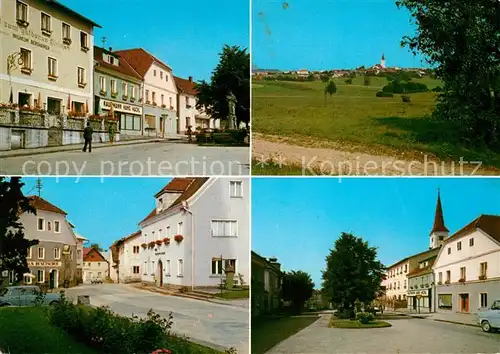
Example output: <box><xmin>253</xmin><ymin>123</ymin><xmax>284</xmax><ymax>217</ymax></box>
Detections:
<box><xmin>266</xmin><ymin>314</ymin><xmax>500</xmax><ymax>353</ymax></box>
<box><xmin>0</xmin><ymin>142</ymin><xmax>250</xmax><ymax>176</ymax></box>
<box><xmin>65</xmin><ymin>283</ymin><xmax>249</xmax><ymax>353</ymax></box>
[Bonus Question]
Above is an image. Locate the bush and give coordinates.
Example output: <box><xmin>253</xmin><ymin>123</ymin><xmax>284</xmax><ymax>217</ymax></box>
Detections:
<box><xmin>402</xmin><ymin>95</ymin><xmax>412</xmax><ymax>104</ymax></box>
<box><xmin>381</xmin><ymin>80</ymin><xmax>428</xmax><ymax>94</ymax></box>
<box><xmin>356</xmin><ymin>312</ymin><xmax>375</xmax><ymax>324</ymax></box>
<box><xmin>48</xmin><ymin>293</ymin><xmax>192</xmax><ymax>354</ymax></box>
<box><xmin>363</xmin><ymin>76</ymin><xmax>371</xmax><ymax>86</ymax></box>
<box><xmin>337</xmin><ymin>308</ymin><xmax>355</xmax><ymax>319</ymax></box>
<box><xmin>376</xmin><ymin>91</ymin><xmax>394</xmax><ymax>98</ymax></box>
<box><xmin>432</xmin><ymin>86</ymin><xmax>443</xmax><ymax>92</ymax></box>
<box><xmin>345</xmin><ymin>78</ymin><xmax>352</xmax><ymax>84</ymax></box>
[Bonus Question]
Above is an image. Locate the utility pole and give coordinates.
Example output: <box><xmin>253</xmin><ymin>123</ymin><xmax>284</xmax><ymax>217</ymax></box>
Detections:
<box><xmin>35</xmin><ymin>178</ymin><xmax>42</xmax><ymax>197</ymax></box>
<box><xmin>101</xmin><ymin>36</ymin><xmax>107</xmax><ymax>48</ymax></box>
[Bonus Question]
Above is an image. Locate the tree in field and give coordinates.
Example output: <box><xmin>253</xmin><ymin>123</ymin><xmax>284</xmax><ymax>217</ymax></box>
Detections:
<box><xmin>320</xmin><ymin>73</ymin><xmax>331</xmax><ymax>83</ymax></box>
<box><xmin>0</xmin><ymin>177</ymin><xmax>39</xmax><ymax>283</ymax></box>
<box><xmin>196</xmin><ymin>45</ymin><xmax>250</xmax><ymax>127</ymax></box>
<box><xmin>364</xmin><ymin>75</ymin><xmax>371</xmax><ymax>86</ymax></box>
<box><xmin>321</xmin><ymin>232</ymin><xmax>385</xmax><ymax>316</ymax></box>
<box><xmin>282</xmin><ymin>270</ymin><xmax>315</xmax><ymax>313</ymax></box>
<box><xmin>324</xmin><ymin>80</ymin><xmax>337</xmax><ymax>103</ymax></box>
<box><xmin>396</xmin><ymin>0</ymin><xmax>500</xmax><ymax>149</ymax></box>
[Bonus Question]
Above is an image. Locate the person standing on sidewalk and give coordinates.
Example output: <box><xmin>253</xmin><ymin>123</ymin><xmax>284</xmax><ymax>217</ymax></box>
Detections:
<box><xmin>83</xmin><ymin>122</ymin><xmax>93</xmax><ymax>153</ymax></box>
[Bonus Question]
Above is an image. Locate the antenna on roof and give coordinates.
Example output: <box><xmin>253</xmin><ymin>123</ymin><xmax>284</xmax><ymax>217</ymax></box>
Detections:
<box><xmin>35</xmin><ymin>178</ymin><xmax>42</xmax><ymax>197</ymax></box>
<box><xmin>101</xmin><ymin>36</ymin><xmax>107</xmax><ymax>48</ymax></box>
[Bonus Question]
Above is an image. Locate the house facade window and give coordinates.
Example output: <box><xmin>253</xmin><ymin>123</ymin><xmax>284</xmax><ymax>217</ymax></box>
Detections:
<box><xmin>166</xmin><ymin>226</ymin><xmax>171</xmax><ymax>237</ymax></box>
<box><xmin>480</xmin><ymin>262</ymin><xmax>488</xmax><ymax>277</ymax></box>
<box><xmin>37</xmin><ymin>270</ymin><xmax>45</xmax><ymax>283</ymax></box>
<box><xmin>438</xmin><ymin>272</ymin><xmax>442</xmax><ymax>283</ymax></box>
<box><xmin>41</xmin><ymin>13</ymin><xmax>51</xmax><ymax>33</ymax></box>
<box><xmin>54</xmin><ymin>221</ymin><xmax>60</xmax><ymax>233</ymax></box>
<box><xmin>457</xmin><ymin>241</ymin><xmax>462</xmax><ymax>251</ymax></box>
<box><xmin>122</xmin><ymin>83</ymin><xmax>128</xmax><ymax>97</ymax></box>
<box><xmin>230</xmin><ymin>181</ymin><xmax>243</xmax><ymax>197</ymax></box>
<box><xmin>143</xmin><ymin>261</ymin><xmax>147</xmax><ymax>275</ymax></box>
<box><xmin>47</xmin><ymin>221</ymin><xmax>52</xmax><ymax>231</ymax></box>
<box><xmin>152</xmin><ymin>91</ymin><xmax>156</xmax><ymax>104</ymax></box>
<box><xmin>133</xmin><ymin>266</ymin><xmax>140</xmax><ymax>274</ymax></box>
<box><xmin>211</xmin><ymin>220</ymin><xmax>238</xmax><ymax>237</ymax></box>
<box><xmin>16</xmin><ymin>1</ymin><xmax>28</xmax><ymax>23</ymax></box>
<box><xmin>80</xmin><ymin>31</ymin><xmax>89</xmax><ymax>50</ymax></box>
<box><xmin>54</xmin><ymin>248</ymin><xmax>60</xmax><ymax>260</ymax></box>
<box><xmin>145</xmin><ymin>90</ymin><xmax>150</xmax><ymax>103</ymax></box>
<box><xmin>177</xmin><ymin>259</ymin><xmax>183</xmax><ymax>276</ymax></box>
<box><xmin>460</xmin><ymin>267</ymin><xmax>466</xmax><ymax>281</ymax></box>
<box><xmin>20</xmin><ymin>48</ymin><xmax>32</xmax><ymax>72</ymax></box>
<box><xmin>100</xmin><ymin>76</ymin><xmax>106</xmax><ymax>92</ymax></box>
<box><xmin>62</xmin><ymin>23</ymin><xmax>71</xmax><ymax>40</ymax></box>
<box><xmin>37</xmin><ymin>217</ymin><xmax>44</xmax><ymax>231</ymax></box>
<box><xmin>131</xmin><ymin>86</ymin><xmax>136</xmax><ymax>99</ymax></box>
<box><xmin>177</xmin><ymin>222</ymin><xmax>183</xmax><ymax>235</ymax></box>
<box><xmin>469</xmin><ymin>238</ymin><xmax>474</xmax><ymax>246</ymax></box>
<box><xmin>480</xmin><ymin>293</ymin><xmax>488</xmax><ymax>308</ymax></box>
<box><xmin>48</xmin><ymin>57</ymin><xmax>57</xmax><ymax>78</ymax></box>
<box><xmin>24</xmin><ymin>275</ymin><xmax>32</xmax><ymax>284</ymax></box>
<box><xmin>133</xmin><ymin>246</ymin><xmax>139</xmax><ymax>254</ymax></box>
<box><xmin>447</xmin><ymin>247</ymin><xmax>451</xmax><ymax>255</ymax></box>
<box><xmin>446</xmin><ymin>270</ymin><xmax>450</xmax><ymax>282</ymax></box>
<box><xmin>111</xmin><ymin>79</ymin><xmax>117</xmax><ymax>94</ymax></box>
<box><xmin>166</xmin><ymin>260</ymin><xmax>171</xmax><ymax>275</ymax></box>
<box><xmin>77</xmin><ymin>67</ymin><xmax>85</xmax><ymax>86</ymax></box>
<box><xmin>161</xmin><ymin>94</ymin><xmax>164</xmax><ymax>106</ymax></box>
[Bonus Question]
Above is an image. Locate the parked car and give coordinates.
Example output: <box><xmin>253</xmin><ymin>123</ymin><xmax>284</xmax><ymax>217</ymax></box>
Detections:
<box><xmin>0</xmin><ymin>285</ymin><xmax>61</xmax><ymax>307</ymax></box>
<box><xmin>91</xmin><ymin>277</ymin><xmax>103</xmax><ymax>284</ymax></box>
<box><xmin>478</xmin><ymin>299</ymin><xmax>500</xmax><ymax>332</ymax></box>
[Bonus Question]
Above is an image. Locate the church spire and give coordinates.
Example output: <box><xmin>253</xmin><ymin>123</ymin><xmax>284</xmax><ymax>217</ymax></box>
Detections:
<box><xmin>381</xmin><ymin>53</ymin><xmax>385</xmax><ymax>60</ymax></box>
<box><xmin>431</xmin><ymin>189</ymin><xmax>449</xmax><ymax>234</ymax></box>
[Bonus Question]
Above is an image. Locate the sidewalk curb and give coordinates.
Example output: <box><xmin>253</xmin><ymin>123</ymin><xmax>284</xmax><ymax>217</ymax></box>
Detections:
<box><xmin>433</xmin><ymin>319</ymin><xmax>481</xmax><ymax>328</ymax></box>
<box><xmin>0</xmin><ymin>139</ymin><xmax>163</xmax><ymax>158</ymax></box>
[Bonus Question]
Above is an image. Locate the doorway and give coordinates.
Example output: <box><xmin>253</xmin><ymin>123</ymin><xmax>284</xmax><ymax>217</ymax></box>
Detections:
<box><xmin>160</xmin><ymin>117</ymin><xmax>164</xmax><ymax>137</ymax></box>
<box><xmin>49</xmin><ymin>269</ymin><xmax>58</xmax><ymax>289</ymax></box>
<box><xmin>47</xmin><ymin>97</ymin><xmax>62</xmax><ymax>115</ymax></box>
<box><xmin>459</xmin><ymin>293</ymin><xmax>469</xmax><ymax>312</ymax></box>
<box><xmin>157</xmin><ymin>260</ymin><xmax>163</xmax><ymax>287</ymax></box>
<box><xmin>412</xmin><ymin>297</ymin><xmax>417</xmax><ymax>311</ymax></box>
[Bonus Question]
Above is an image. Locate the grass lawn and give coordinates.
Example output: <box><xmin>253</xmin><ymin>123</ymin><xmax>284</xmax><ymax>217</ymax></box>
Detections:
<box><xmin>328</xmin><ymin>318</ymin><xmax>392</xmax><ymax>329</ymax></box>
<box><xmin>0</xmin><ymin>307</ymin><xmax>222</xmax><ymax>354</ymax></box>
<box><xmin>252</xmin><ymin>160</ymin><xmax>318</xmax><ymax>175</ymax></box>
<box><xmin>251</xmin><ymin>315</ymin><xmax>319</xmax><ymax>354</ymax></box>
<box><xmin>213</xmin><ymin>288</ymin><xmax>250</xmax><ymax>299</ymax></box>
<box><xmin>253</xmin><ymin>76</ymin><xmax>500</xmax><ymax>167</ymax></box>
<box><xmin>0</xmin><ymin>307</ymin><xmax>97</xmax><ymax>354</ymax></box>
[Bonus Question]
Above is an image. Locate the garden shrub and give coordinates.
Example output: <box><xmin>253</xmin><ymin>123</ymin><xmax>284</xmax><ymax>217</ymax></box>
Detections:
<box><xmin>376</xmin><ymin>91</ymin><xmax>394</xmax><ymax>97</ymax></box>
<box><xmin>402</xmin><ymin>95</ymin><xmax>412</xmax><ymax>104</ymax></box>
<box><xmin>345</xmin><ymin>78</ymin><xmax>353</xmax><ymax>84</ymax></box>
<box><xmin>356</xmin><ymin>312</ymin><xmax>375</xmax><ymax>324</ymax></box>
<box><xmin>432</xmin><ymin>86</ymin><xmax>443</xmax><ymax>92</ymax></box>
<box><xmin>48</xmin><ymin>293</ymin><xmax>197</xmax><ymax>354</ymax></box>
<box><xmin>382</xmin><ymin>80</ymin><xmax>428</xmax><ymax>94</ymax></box>
<box><xmin>337</xmin><ymin>308</ymin><xmax>355</xmax><ymax>319</ymax></box>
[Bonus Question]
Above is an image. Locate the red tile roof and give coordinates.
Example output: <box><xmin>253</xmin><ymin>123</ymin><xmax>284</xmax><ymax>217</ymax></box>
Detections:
<box><xmin>83</xmin><ymin>247</ymin><xmax>108</xmax><ymax>262</ymax></box>
<box><xmin>94</xmin><ymin>46</ymin><xmax>142</xmax><ymax>80</ymax></box>
<box><xmin>174</xmin><ymin>76</ymin><xmax>197</xmax><ymax>96</ymax></box>
<box><xmin>114</xmin><ymin>48</ymin><xmax>171</xmax><ymax>78</ymax></box>
<box><xmin>430</xmin><ymin>190</ymin><xmax>449</xmax><ymax>234</ymax></box>
<box><xmin>28</xmin><ymin>196</ymin><xmax>67</xmax><ymax>215</ymax></box>
<box><xmin>142</xmin><ymin>178</ymin><xmax>209</xmax><ymax>223</ymax></box>
<box><xmin>446</xmin><ymin>214</ymin><xmax>500</xmax><ymax>243</ymax></box>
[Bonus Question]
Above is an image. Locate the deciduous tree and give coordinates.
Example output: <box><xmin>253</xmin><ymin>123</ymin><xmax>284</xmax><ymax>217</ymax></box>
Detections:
<box><xmin>282</xmin><ymin>270</ymin><xmax>315</xmax><ymax>313</ymax></box>
<box><xmin>321</xmin><ymin>232</ymin><xmax>385</xmax><ymax>315</ymax></box>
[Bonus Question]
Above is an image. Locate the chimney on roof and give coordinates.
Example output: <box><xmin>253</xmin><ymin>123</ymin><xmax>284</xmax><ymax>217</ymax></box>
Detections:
<box><xmin>188</xmin><ymin>76</ymin><xmax>193</xmax><ymax>83</ymax></box>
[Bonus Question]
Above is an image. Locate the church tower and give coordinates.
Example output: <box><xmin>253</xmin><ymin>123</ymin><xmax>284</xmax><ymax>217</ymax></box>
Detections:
<box><xmin>381</xmin><ymin>53</ymin><xmax>386</xmax><ymax>68</ymax></box>
<box><xmin>429</xmin><ymin>189</ymin><xmax>449</xmax><ymax>249</ymax></box>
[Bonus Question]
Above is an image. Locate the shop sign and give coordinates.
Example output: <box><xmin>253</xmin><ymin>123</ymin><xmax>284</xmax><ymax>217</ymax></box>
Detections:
<box><xmin>3</xmin><ymin>21</ymin><xmax>69</xmax><ymax>51</ymax></box>
<box><xmin>28</xmin><ymin>261</ymin><xmax>62</xmax><ymax>267</ymax></box>
<box><xmin>101</xmin><ymin>99</ymin><xmax>142</xmax><ymax>115</ymax></box>
<box><xmin>407</xmin><ymin>289</ymin><xmax>428</xmax><ymax>296</ymax></box>
<box><xmin>155</xmin><ymin>252</ymin><xmax>166</xmax><ymax>256</ymax></box>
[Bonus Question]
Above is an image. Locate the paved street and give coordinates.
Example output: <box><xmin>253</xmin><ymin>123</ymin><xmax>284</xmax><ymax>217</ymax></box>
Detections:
<box><xmin>65</xmin><ymin>283</ymin><xmax>249</xmax><ymax>353</ymax></box>
<box><xmin>0</xmin><ymin>142</ymin><xmax>250</xmax><ymax>176</ymax></box>
<box><xmin>266</xmin><ymin>314</ymin><xmax>500</xmax><ymax>354</ymax></box>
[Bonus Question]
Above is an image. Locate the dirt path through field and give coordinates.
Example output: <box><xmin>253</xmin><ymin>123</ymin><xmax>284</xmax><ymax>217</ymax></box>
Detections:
<box><xmin>252</xmin><ymin>134</ymin><xmax>499</xmax><ymax>176</ymax></box>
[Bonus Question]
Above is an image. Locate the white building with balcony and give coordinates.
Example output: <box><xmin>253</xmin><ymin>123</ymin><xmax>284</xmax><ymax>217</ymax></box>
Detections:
<box><xmin>139</xmin><ymin>177</ymin><xmax>249</xmax><ymax>289</ymax></box>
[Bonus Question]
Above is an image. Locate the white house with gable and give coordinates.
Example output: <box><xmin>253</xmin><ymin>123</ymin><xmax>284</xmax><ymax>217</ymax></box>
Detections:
<box><xmin>433</xmin><ymin>215</ymin><xmax>500</xmax><ymax>314</ymax></box>
<box><xmin>109</xmin><ymin>230</ymin><xmax>142</xmax><ymax>283</ymax></box>
<box><xmin>139</xmin><ymin>177</ymin><xmax>249</xmax><ymax>289</ymax></box>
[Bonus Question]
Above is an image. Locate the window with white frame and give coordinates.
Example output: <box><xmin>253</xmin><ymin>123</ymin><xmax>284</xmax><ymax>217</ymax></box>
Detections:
<box><xmin>211</xmin><ymin>220</ymin><xmax>238</xmax><ymax>237</ymax></box>
<box><xmin>41</xmin><ymin>13</ymin><xmax>51</xmax><ymax>32</ymax></box>
<box><xmin>211</xmin><ymin>258</ymin><xmax>236</xmax><ymax>275</ymax></box>
<box><xmin>54</xmin><ymin>248</ymin><xmax>60</xmax><ymax>260</ymax></box>
<box><xmin>133</xmin><ymin>246</ymin><xmax>139</xmax><ymax>254</ymax></box>
<box><xmin>166</xmin><ymin>260</ymin><xmax>171</xmax><ymax>275</ymax></box>
<box><xmin>131</xmin><ymin>86</ymin><xmax>136</xmax><ymax>99</ymax></box>
<box><xmin>151</xmin><ymin>260</ymin><xmax>155</xmax><ymax>275</ymax></box>
<box><xmin>78</xmin><ymin>67</ymin><xmax>85</xmax><ymax>86</ymax></box>
<box><xmin>8</xmin><ymin>271</ymin><xmax>15</xmax><ymax>285</ymax></box>
<box><xmin>37</xmin><ymin>217</ymin><xmax>44</xmax><ymax>231</ymax></box>
<box><xmin>20</xmin><ymin>48</ymin><xmax>32</xmax><ymax>71</ymax></box>
<box><xmin>111</xmin><ymin>79</ymin><xmax>117</xmax><ymax>94</ymax></box>
<box><xmin>38</xmin><ymin>247</ymin><xmax>45</xmax><ymax>259</ymax></box>
<box><xmin>143</xmin><ymin>261</ymin><xmax>147</xmax><ymax>275</ymax></box>
<box><xmin>438</xmin><ymin>272</ymin><xmax>442</xmax><ymax>283</ymax></box>
<box><xmin>460</xmin><ymin>267</ymin><xmax>466</xmax><ymax>280</ymax></box>
<box><xmin>37</xmin><ymin>269</ymin><xmax>45</xmax><ymax>283</ymax></box>
<box><xmin>24</xmin><ymin>275</ymin><xmax>32</xmax><ymax>284</ymax></box>
<box><xmin>54</xmin><ymin>220</ymin><xmax>60</xmax><ymax>233</ymax></box>
<box><xmin>100</xmin><ymin>76</ymin><xmax>106</xmax><ymax>92</ymax></box>
<box><xmin>177</xmin><ymin>222</ymin><xmax>183</xmax><ymax>235</ymax></box>
<box><xmin>146</xmin><ymin>90</ymin><xmax>150</xmax><ymax>102</ymax></box>
<box><xmin>47</xmin><ymin>221</ymin><xmax>52</xmax><ymax>231</ymax></box>
<box><xmin>230</xmin><ymin>181</ymin><xmax>243</xmax><ymax>197</ymax></box>
<box><xmin>62</xmin><ymin>23</ymin><xmax>71</xmax><ymax>40</ymax></box>
<box><xmin>166</xmin><ymin>226</ymin><xmax>171</xmax><ymax>237</ymax></box>
<box><xmin>152</xmin><ymin>91</ymin><xmax>156</xmax><ymax>104</ymax></box>
<box><xmin>177</xmin><ymin>259</ymin><xmax>183</xmax><ymax>276</ymax></box>
<box><xmin>480</xmin><ymin>293</ymin><xmax>488</xmax><ymax>308</ymax></box>
<box><xmin>480</xmin><ymin>262</ymin><xmax>488</xmax><ymax>277</ymax></box>
<box><xmin>169</xmin><ymin>97</ymin><xmax>172</xmax><ymax>107</ymax></box>
<box><xmin>80</xmin><ymin>31</ymin><xmax>88</xmax><ymax>49</ymax></box>
<box><xmin>160</xmin><ymin>71</ymin><xmax>163</xmax><ymax>79</ymax></box>
<box><xmin>122</xmin><ymin>83</ymin><xmax>128</xmax><ymax>96</ymax></box>
<box><xmin>27</xmin><ymin>247</ymin><xmax>32</xmax><ymax>259</ymax></box>
<box><xmin>133</xmin><ymin>266</ymin><xmax>140</xmax><ymax>274</ymax></box>
<box><xmin>161</xmin><ymin>94</ymin><xmax>164</xmax><ymax>106</ymax></box>
<box><xmin>264</xmin><ymin>270</ymin><xmax>270</xmax><ymax>291</ymax></box>
<box><xmin>16</xmin><ymin>1</ymin><xmax>28</xmax><ymax>22</ymax></box>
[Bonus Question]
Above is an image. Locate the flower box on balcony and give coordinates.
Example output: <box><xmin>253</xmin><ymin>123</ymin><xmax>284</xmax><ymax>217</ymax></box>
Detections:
<box><xmin>41</xmin><ymin>28</ymin><xmax>52</xmax><ymax>37</ymax></box>
<box><xmin>479</xmin><ymin>274</ymin><xmax>487</xmax><ymax>280</ymax></box>
<box><xmin>170</xmin><ymin>106</ymin><xmax>174</xmax><ymax>110</ymax></box>
<box><xmin>161</xmin><ymin>104</ymin><xmax>167</xmax><ymax>109</ymax></box>
<box><xmin>78</xmin><ymin>82</ymin><xmax>87</xmax><ymax>89</ymax></box>
<box><xmin>163</xmin><ymin>237</ymin><xmax>170</xmax><ymax>244</ymax></box>
<box><xmin>445</xmin><ymin>280</ymin><xmax>450</xmax><ymax>284</ymax></box>
<box><xmin>81</xmin><ymin>46</ymin><xmax>89</xmax><ymax>53</ymax></box>
<box><xmin>148</xmin><ymin>241</ymin><xmax>155</xmax><ymax>248</ymax></box>
<box><xmin>130</xmin><ymin>97</ymin><xmax>136</xmax><ymax>102</ymax></box>
<box><xmin>174</xmin><ymin>235</ymin><xmax>183</xmax><ymax>243</ymax></box>
<box><xmin>152</xmin><ymin>102</ymin><xmax>157</xmax><ymax>106</ymax></box>
<box><xmin>437</xmin><ymin>281</ymin><xmax>443</xmax><ymax>285</ymax></box>
<box><xmin>141</xmin><ymin>243</ymin><xmax>147</xmax><ymax>248</ymax></box>
<box><xmin>63</xmin><ymin>38</ymin><xmax>72</xmax><ymax>45</ymax></box>
<box><xmin>122</xmin><ymin>95</ymin><xmax>128</xmax><ymax>101</ymax></box>
<box><xmin>458</xmin><ymin>278</ymin><xmax>465</xmax><ymax>283</ymax></box>
<box><xmin>99</xmin><ymin>90</ymin><xmax>107</xmax><ymax>96</ymax></box>
<box><xmin>111</xmin><ymin>92</ymin><xmax>118</xmax><ymax>98</ymax></box>
<box><xmin>155</xmin><ymin>240</ymin><xmax>162</xmax><ymax>246</ymax></box>
<box><xmin>146</xmin><ymin>101</ymin><xmax>151</xmax><ymax>105</ymax></box>
<box><xmin>420</xmin><ymin>284</ymin><xmax>424</xmax><ymax>288</ymax></box>
<box><xmin>21</xmin><ymin>67</ymin><xmax>32</xmax><ymax>75</ymax></box>
<box><xmin>88</xmin><ymin>115</ymin><xmax>102</xmax><ymax>121</ymax></box>
<box><xmin>48</xmin><ymin>74</ymin><xmax>58</xmax><ymax>81</ymax></box>
<box><xmin>425</xmin><ymin>283</ymin><xmax>429</xmax><ymax>287</ymax></box>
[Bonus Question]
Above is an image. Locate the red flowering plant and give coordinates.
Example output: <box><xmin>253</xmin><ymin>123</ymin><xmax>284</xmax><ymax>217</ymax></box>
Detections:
<box><xmin>141</xmin><ymin>243</ymin><xmax>147</xmax><ymax>248</ymax></box>
<box><xmin>87</xmin><ymin>114</ymin><xmax>102</xmax><ymax>121</ymax></box>
<box><xmin>163</xmin><ymin>237</ymin><xmax>170</xmax><ymax>244</ymax></box>
<box><xmin>148</xmin><ymin>241</ymin><xmax>156</xmax><ymax>248</ymax></box>
<box><xmin>155</xmin><ymin>240</ymin><xmax>162</xmax><ymax>246</ymax></box>
<box><xmin>174</xmin><ymin>235</ymin><xmax>183</xmax><ymax>243</ymax></box>
<box><xmin>151</xmin><ymin>349</ymin><xmax>172</xmax><ymax>354</ymax></box>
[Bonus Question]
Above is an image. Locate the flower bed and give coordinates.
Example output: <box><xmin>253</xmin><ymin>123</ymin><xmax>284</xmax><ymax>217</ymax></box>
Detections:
<box><xmin>174</xmin><ymin>235</ymin><xmax>184</xmax><ymax>243</ymax></box>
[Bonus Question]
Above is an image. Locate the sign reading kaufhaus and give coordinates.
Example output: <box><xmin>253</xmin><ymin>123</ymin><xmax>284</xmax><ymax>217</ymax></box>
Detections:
<box><xmin>28</xmin><ymin>261</ymin><xmax>62</xmax><ymax>267</ymax></box>
<box><xmin>407</xmin><ymin>289</ymin><xmax>428</xmax><ymax>296</ymax></box>
<box><xmin>1</xmin><ymin>20</ymin><xmax>70</xmax><ymax>52</ymax></box>
<box><xmin>101</xmin><ymin>99</ymin><xmax>142</xmax><ymax>115</ymax></box>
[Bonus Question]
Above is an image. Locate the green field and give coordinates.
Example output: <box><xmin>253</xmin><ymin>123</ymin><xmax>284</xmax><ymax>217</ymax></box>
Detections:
<box><xmin>253</xmin><ymin>76</ymin><xmax>500</xmax><ymax>167</ymax></box>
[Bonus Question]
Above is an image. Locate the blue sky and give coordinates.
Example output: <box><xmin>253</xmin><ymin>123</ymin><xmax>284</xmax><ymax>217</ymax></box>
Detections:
<box><xmin>61</xmin><ymin>0</ymin><xmax>249</xmax><ymax>81</ymax></box>
<box><xmin>21</xmin><ymin>177</ymin><xmax>172</xmax><ymax>249</ymax></box>
<box><xmin>252</xmin><ymin>178</ymin><xmax>500</xmax><ymax>288</ymax></box>
<box><xmin>252</xmin><ymin>0</ymin><xmax>427</xmax><ymax>70</ymax></box>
